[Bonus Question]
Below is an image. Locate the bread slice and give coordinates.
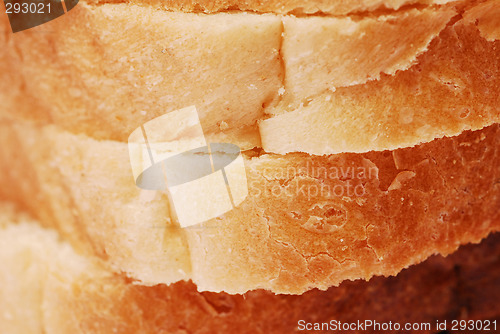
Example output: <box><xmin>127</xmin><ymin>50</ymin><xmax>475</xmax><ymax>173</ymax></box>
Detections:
<box><xmin>2</xmin><ymin>0</ymin><xmax>498</xmax><ymax>155</ymax></box>
<box><xmin>112</xmin><ymin>0</ymin><xmax>460</xmax><ymax>15</ymax></box>
<box><xmin>54</xmin><ymin>233</ymin><xmax>500</xmax><ymax>333</ymax></box>
<box><xmin>1</xmin><ymin>0</ymin><xmax>499</xmax><ymax>294</ymax></box>
<box><xmin>260</xmin><ymin>5</ymin><xmax>500</xmax><ymax>154</ymax></box>
<box><xmin>0</xmin><ymin>205</ymin><xmax>104</xmax><ymax>334</ymax></box>
<box><xmin>0</xmin><ymin>119</ymin><xmax>191</xmax><ymax>285</ymax></box>
<box><xmin>0</xmin><ymin>2</ymin><xmax>283</xmax><ymax>148</ymax></box>
<box><xmin>280</xmin><ymin>7</ymin><xmax>456</xmax><ymax>100</ymax></box>
<box><xmin>1</xmin><ymin>117</ymin><xmax>499</xmax><ymax>293</ymax></box>
<box><xmin>187</xmin><ymin>124</ymin><xmax>500</xmax><ymax>293</ymax></box>
<box><xmin>1</xmin><ymin>207</ymin><xmax>499</xmax><ymax>333</ymax></box>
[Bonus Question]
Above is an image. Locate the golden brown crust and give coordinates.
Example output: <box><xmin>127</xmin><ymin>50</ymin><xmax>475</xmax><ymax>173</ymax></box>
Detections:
<box><xmin>261</xmin><ymin>9</ymin><xmax>500</xmax><ymax>154</ymax></box>
<box><xmin>1</xmin><ymin>117</ymin><xmax>499</xmax><ymax>293</ymax></box>
<box><xmin>71</xmin><ymin>233</ymin><xmax>500</xmax><ymax>333</ymax></box>
<box><xmin>1</xmin><ymin>0</ymin><xmax>499</xmax><ymax>294</ymax></box>
<box><xmin>80</xmin><ymin>232</ymin><xmax>500</xmax><ymax>334</ymax></box>
<box><xmin>2</xmin><ymin>1</ymin><xmax>498</xmax><ymax>155</ymax></box>
<box><xmin>188</xmin><ymin>124</ymin><xmax>500</xmax><ymax>293</ymax></box>
<box><xmin>3</xmin><ymin>217</ymin><xmax>496</xmax><ymax>334</ymax></box>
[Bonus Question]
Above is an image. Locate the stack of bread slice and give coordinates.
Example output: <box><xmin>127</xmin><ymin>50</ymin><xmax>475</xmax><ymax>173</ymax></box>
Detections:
<box><xmin>1</xmin><ymin>0</ymin><xmax>499</xmax><ymax>331</ymax></box>
<box><xmin>1</xmin><ymin>203</ymin><xmax>500</xmax><ymax>333</ymax></box>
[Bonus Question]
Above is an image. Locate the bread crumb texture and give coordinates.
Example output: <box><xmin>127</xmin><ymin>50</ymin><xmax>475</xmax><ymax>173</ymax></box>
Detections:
<box><xmin>0</xmin><ymin>0</ymin><xmax>499</xmax><ymax>294</ymax></box>
<box><xmin>262</xmin><ymin>5</ymin><xmax>500</xmax><ymax>154</ymax></box>
<box><xmin>1</xmin><ymin>214</ymin><xmax>499</xmax><ymax>333</ymax></box>
<box><xmin>0</xmin><ymin>0</ymin><xmax>499</xmax><ymax>154</ymax></box>
<box><xmin>189</xmin><ymin>124</ymin><xmax>500</xmax><ymax>293</ymax></box>
<box><xmin>1</xmin><ymin>118</ymin><xmax>499</xmax><ymax>293</ymax></box>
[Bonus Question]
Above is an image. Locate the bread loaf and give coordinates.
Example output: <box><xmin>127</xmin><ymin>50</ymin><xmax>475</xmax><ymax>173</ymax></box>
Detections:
<box><xmin>1</xmin><ymin>0</ymin><xmax>499</xmax><ymax>295</ymax></box>
<box><xmin>1</xmin><ymin>1</ymin><xmax>500</xmax><ymax>333</ymax></box>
